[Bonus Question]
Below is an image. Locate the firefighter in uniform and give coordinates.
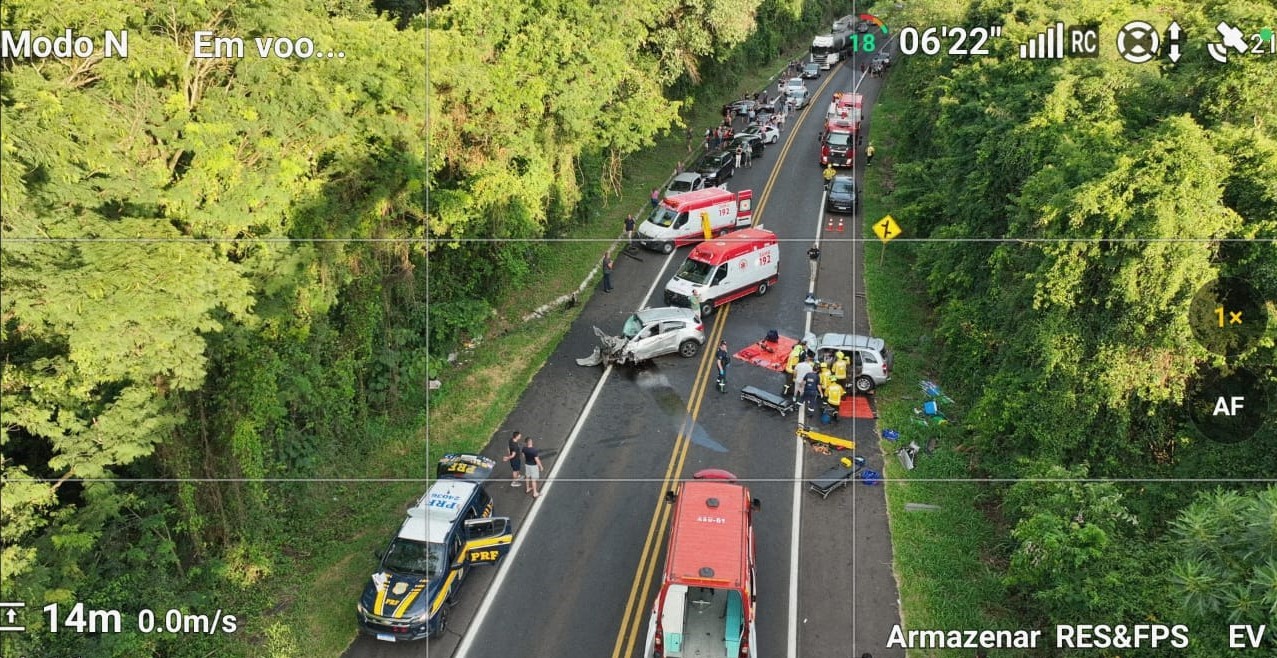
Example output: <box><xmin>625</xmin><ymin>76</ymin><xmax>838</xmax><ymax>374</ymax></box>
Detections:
<box><xmin>832</xmin><ymin>351</ymin><xmax>849</xmax><ymax>384</ymax></box>
<box><xmin>784</xmin><ymin>341</ymin><xmax>812</xmax><ymax>398</ymax></box>
<box><xmin>819</xmin><ymin>361</ymin><xmax>834</xmax><ymax>391</ymax></box>
<box><xmin>824</xmin><ymin>379</ymin><xmax>846</xmax><ymax>424</ymax></box>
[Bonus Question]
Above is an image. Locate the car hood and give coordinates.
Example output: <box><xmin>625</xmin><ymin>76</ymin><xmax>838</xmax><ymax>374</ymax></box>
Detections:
<box><xmin>665</xmin><ymin>276</ymin><xmax>705</xmax><ymax>299</ymax></box>
<box><xmin>360</xmin><ymin>570</ymin><xmax>440</xmax><ymax>621</ymax></box>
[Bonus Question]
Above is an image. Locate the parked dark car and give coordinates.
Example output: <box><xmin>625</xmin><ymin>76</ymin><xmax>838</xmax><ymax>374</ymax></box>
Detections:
<box><xmin>695</xmin><ymin>150</ymin><xmax>736</xmax><ymax>184</ymax></box>
<box><xmin>825</xmin><ymin>175</ymin><xmax>857</xmax><ymax>213</ymax></box>
<box><xmin>802</xmin><ymin>61</ymin><xmax>821</xmax><ymax>79</ymax></box>
<box><xmin>730</xmin><ymin>134</ymin><xmax>765</xmax><ymax>159</ymax></box>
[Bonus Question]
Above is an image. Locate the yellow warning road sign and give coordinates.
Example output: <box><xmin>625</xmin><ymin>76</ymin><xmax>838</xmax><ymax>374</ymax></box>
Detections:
<box><xmin>873</xmin><ymin>215</ymin><xmax>901</xmax><ymax>243</ymax></box>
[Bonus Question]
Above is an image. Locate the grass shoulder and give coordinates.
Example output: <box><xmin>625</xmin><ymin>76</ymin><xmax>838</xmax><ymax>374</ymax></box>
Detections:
<box><xmin>862</xmin><ymin>80</ymin><xmax>1012</xmax><ymax>653</ymax></box>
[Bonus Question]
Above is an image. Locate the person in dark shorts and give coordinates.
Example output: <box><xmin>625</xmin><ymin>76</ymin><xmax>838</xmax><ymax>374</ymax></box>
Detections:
<box><xmin>502</xmin><ymin>431</ymin><xmax>524</xmax><ymax>487</ymax></box>
<box><xmin>522</xmin><ymin>437</ymin><xmax>545</xmax><ymax>498</ymax></box>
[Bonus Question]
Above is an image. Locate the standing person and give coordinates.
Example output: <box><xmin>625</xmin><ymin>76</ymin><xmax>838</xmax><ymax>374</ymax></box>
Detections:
<box><xmin>823</xmin><ymin>164</ymin><xmax>836</xmax><ymax>189</ymax></box>
<box><xmin>743</xmin><ymin>143</ymin><xmax>752</xmax><ymax>168</ymax></box>
<box><xmin>624</xmin><ymin>214</ymin><xmax>635</xmax><ymax>246</ymax></box>
<box><xmin>714</xmin><ymin>341</ymin><xmax>730</xmax><ymax>393</ymax></box>
<box><xmin>502</xmin><ymin>431</ymin><xmax>524</xmax><ymax>487</ymax></box>
<box><xmin>521</xmin><ymin>437</ymin><xmax>544</xmax><ymax>498</ymax></box>
<box><xmin>793</xmin><ymin>353</ymin><xmax>814</xmax><ymax>403</ymax></box>
<box><xmin>807</xmin><ymin>243</ymin><xmax>820</xmax><ymax>281</ymax></box>
<box><xmin>801</xmin><ymin>364</ymin><xmax>823</xmax><ymax>415</ymax></box>
<box><xmin>734</xmin><ymin>145</ymin><xmax>743</xmax><ymax>169</ymax></box>
<box><xmin>782</xmin><ymin>340</ymin><xmax>805</xmax><ymax>396</ymax></box>
<box><xmin>601</xmin><ymin>251</ymin><xmax>614</xmax><ymax>293</ymax></box>
<box><xmin>650</xmin><ymin>187</ymin><xmax>660</xmax><ymax>209</ymax></box>
<box><xmin>866</xmin><ymin>142</ymin><xmax>876</xmax><ymax>166</ymax></box>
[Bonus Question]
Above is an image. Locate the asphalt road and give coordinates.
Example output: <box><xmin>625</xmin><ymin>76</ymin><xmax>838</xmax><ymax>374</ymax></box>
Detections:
<box><xmin>345</xmin><ymin>46</ymin><xmax>902</xmax><ymax>658</ymax></box>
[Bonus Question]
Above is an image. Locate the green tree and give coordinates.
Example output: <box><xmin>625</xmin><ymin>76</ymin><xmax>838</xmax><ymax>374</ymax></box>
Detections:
<box><xmin>1170</xmin><ymin>487</ymin><xmax>1277</xmax><ymax>627</ymax></box>
<box><xmin>1003</xmin><ymin>463</ymin><xmax>1155</xmax><ymax>623</ymax></box>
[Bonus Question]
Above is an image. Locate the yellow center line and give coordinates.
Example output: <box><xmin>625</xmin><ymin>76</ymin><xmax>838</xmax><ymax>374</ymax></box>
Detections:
<box><xmin>609</xmin><ymin>307</ymin><xmax>732</xmax><ymax>658</ymax></box>
<box><xmin>610</xmin><ymin>67</ymin><xmax>843</xmax><ymax>654</ymax></box>
<box><xmin>751</xmin><ymin>63</ymin><xmax>844</xmax><ymax>227</ymax></box>
<box><xmin>619</xmin><ymin>305</ymin><xmax>730</xmax><ymax>658</ymax></box>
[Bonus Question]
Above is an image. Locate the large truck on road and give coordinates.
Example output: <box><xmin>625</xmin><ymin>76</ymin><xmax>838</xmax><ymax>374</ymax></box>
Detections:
<box><xmin>820</xmin><ymin>94</ymin><xmax>863</xmax><ymax>167</ymax></box>
<box><xmin>643</xmin><ymin>469</ymin><xmax>761</xmax><ymax>658</ymax></box>
<box><xmin>810</xmin><ymin>15</ymin><xmax>856</xmax><ymax>69</ymax></box>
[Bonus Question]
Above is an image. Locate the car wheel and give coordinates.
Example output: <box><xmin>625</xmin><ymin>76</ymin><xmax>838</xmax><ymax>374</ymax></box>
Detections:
<box><xmin>700</xmin><ymin>301</ymin><xmax>715</xmax><ymax>317</ymax></box>
<box><xmin>661</xmin><ymin>241</ymin><xmax>674</xmax><ymax>255</ymax></box>
<box><xmin>855</xmin><ymin>375</ymin><xmax>874</xmax><ymax>393</ymax></box>
<box><xmin>430</xmin><ymin>605</ymin><xmax>449</xmax><ymax>639</ymax></box>
<box><xmin>679</xmin><ymin>339</ymin><xmax>700</xmax><ymax>358</ymax></box>
<box><xmin>757</xmin><ymin>281</ymin><xmax>769</xmax><ymax>296</ymax></box>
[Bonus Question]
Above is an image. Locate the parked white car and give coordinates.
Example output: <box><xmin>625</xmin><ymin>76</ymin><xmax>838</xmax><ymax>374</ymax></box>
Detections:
<box><xmin>804</xmin><ymin>332</ymin><xmax>893</xmax><ymax>392</ymax></box>
<box><xmin>665</xmin><ymin>172</ymin><xmax>708</xmax><ymax>197</ymax></box>
<box><xmin>741</xmin><ymin>124</ymin><xmax>780</xmax><ymax>144</ymax></box>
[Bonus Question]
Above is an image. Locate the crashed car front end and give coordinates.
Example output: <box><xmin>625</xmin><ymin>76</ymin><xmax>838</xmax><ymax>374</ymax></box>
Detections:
<box><xmin>576</xmin><ymin>327</ymin><xmax>632</xmax><ymax>367</ymax></box>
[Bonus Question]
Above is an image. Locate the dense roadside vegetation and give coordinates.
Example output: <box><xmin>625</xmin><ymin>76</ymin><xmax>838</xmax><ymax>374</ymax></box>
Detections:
<box><xmin>1</xmin><ymin>0</ymin><xmax>842</xmax><ymax>655</ymax></box>
<box><xmin>867</xmin><ymin>0</ymin><xmax>1276</xmax><ymax>654</ymax></box>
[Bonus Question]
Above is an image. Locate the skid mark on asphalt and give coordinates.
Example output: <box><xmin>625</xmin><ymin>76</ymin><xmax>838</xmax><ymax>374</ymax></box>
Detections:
<box><xmin>643</xmin><ymin>371</ymin><xmax>730</xmax><ymax>454</ymax></box>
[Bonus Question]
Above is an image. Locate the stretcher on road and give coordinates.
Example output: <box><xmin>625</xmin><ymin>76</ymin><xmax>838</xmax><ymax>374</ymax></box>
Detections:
<box><xmin>795</xmin><ymin>423</ymin><xmax>856</xmax><ymax>452</ymax></box>
<box><xmin>739</xmin><ymin>385</ymin><xmax>797</xmax><ymax>416</ymax></box>
<box><xmin>808</xmin><ymin>457</ymin><xmax>866</xmax><ymax>498</ymax></box>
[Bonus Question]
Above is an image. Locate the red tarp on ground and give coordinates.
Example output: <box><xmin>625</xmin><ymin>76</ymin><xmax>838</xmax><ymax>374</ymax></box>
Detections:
<box><xmin>733</xmin><ymin>335</ymin><xmax>798</xmax><ymax>372</ymax></box>
<box><xmin>840</xmin><ymin>395</ymin><xmax>876</xmax><ymax>419</ymax></box>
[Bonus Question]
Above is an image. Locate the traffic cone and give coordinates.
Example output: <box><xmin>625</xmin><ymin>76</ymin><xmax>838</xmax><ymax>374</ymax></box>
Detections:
<box><xmin>836</xmin><ymin>218</ymin><xmax>845</xmax><ymax>232</ymax></box>
<box><xmin>825</xmin><ymin>216</ymin><xmax>834</xmax><ymax>232</ymax></box>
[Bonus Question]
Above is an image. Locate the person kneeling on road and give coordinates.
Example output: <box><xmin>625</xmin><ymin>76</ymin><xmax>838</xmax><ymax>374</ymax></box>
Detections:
<box><xmin>824</xmin><ymin>380</ymin><xmax>845</xmax><ymax>424</ymax></box>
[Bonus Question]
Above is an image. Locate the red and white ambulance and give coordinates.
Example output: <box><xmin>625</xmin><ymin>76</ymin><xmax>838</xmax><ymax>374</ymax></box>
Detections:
<box><xmin>637</xmin><ymin>187</ymin><xmax>754</xmax><ymax>254</ymax></box>
<box><xmin>663</xmin><ymin>228</ymin><xmax>778</xmax><ymax>316</ymax></box>
<box><xmin>642</xmin><ymin>469</ymin><xmax>761</xmax><ymax>658</ymax></box>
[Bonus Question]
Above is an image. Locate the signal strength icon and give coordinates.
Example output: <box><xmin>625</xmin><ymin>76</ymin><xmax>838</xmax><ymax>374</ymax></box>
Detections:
<box><xmin>1018</xmin><ymin>22</ymin><xmax>1101</xmax><ymax>59</ymax></box>
<box><xmin>1019</xmin><ymin>22</ymin><xmax>1066</xmax><ymax>59</ymax></box>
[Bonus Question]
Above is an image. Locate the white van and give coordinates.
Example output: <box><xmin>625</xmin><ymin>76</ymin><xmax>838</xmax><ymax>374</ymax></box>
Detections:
<box><xmin>637</xmin><ymin>187</ymin><xmax>754</xmax><ymax>254</ymax></box>
<box><xmin>664</xmin><ymin>228</ymin><xmax>779</xmax><ymax>316</ymax></box>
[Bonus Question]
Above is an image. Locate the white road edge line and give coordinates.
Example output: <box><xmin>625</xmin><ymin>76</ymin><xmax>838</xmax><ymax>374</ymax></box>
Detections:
<box><xmin>455</xmin><ymin>250</ymin><xmax>677</xmax><ymax>658</ymax></box>
<box><xmin>788</xmin><ymin>187</ymin><xmax>826</xmax><ymax>657</ymax></box>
